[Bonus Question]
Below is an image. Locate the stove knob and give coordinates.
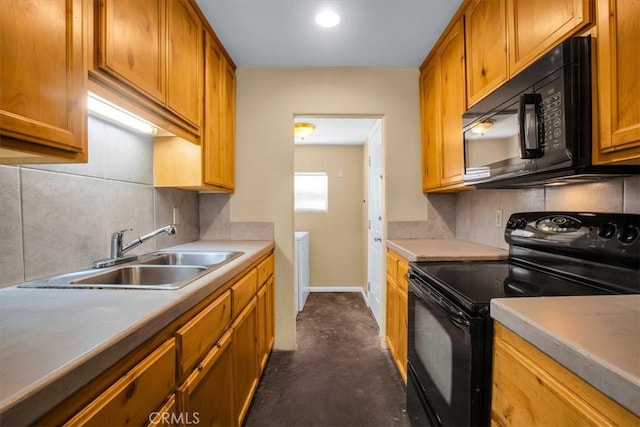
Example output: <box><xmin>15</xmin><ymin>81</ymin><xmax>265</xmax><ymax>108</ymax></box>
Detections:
<box><xmin>598</xmin><ymin>222</ymin><xmax>616</xmax><ymax>239</ymax></box>
<box><xmin>515</xmin><ymin>218</ymin><xmax>528</xmax><ymax>229</ymax></box>
<box><xmin>506</xmin><ymin>219</ymin><xmax>517</xmax><ymax>230</ymax></box>
<box><xmin>618</xmin><ymin>225</ymin><xmax>639</xmax><ymax>245</ymax></box>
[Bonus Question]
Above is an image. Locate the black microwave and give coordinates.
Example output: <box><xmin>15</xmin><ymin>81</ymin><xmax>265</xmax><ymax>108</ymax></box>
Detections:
<box><xmin>462</xmin><ymin>36</ymin><xmax>638</xmax><ymax>188</ymax></box>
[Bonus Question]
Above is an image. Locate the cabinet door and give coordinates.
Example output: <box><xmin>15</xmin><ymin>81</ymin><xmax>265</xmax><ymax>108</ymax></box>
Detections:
<box><xmin>265</xmin><ymin>276</ymin><xmax>275</xmax><ymax>355</ymax></box>
<box><xmin>98</xmin><ymin>0</ymin><xmax>166</xmax><ymax>102</ymax></box>
<box><xmin>397</xmin><ymin>288</ymin><xmax>408</xmax><ymax>384</ymax></box>
<box><xmin>492</xmin><ymin>323</ymin><xmax>638</xmax><ymax>426</ymax></box>
<box><xmin>465</xmin><ymin>0</ymin><xmax>509</xmax><ymax>107</ymax></box>
<box><xmin>221</xmin><ymin>57</ymin><xmax>236</xmax><ymax>189</ymax></box>
<box><xmin>166</xmin><ymin>0</ymin><xmax>202</xmax><ymax>129</ymax></box>
<box><xmin>147</xmin><ymin>395</ymin><xmax>177</xmax><ymax>427</ymax></box>
<box><xmin>419</xmin><ymin>59</ymin><xmax>441</xmax><ymax>191</ymax></box>
<box><xmin>257</xmin><ymin>284</ymin><xmax>269</xmax><ymax>372</ymax></box>
<box><xmin>508</xmin><ymin>0</ymin><xmax>591</xmax><ymax>75</ymax></box>
<box><xmin>0</xmin><ymin>0</ymin><xmax>86</xmax><ymax>161</ymax></box>
<box><xmin>232</xmin><ymin>298</ymin><xmax>259</xmax><ymax>426</ymax></box>
<box><xmin>437</xmin><ymin>18</ymin><xmax>466</xmax><ymax>187</ymax></box>
<box><xmin>385</xmin><ymin>278</ymin><xmax>398</xmax><ymax>356</ymax></box>
<box><xmin>66</xmin><ymin>339</ymin><xmax>176</xmax><ymax>426</ymax></box>
<box><xmin>594</xmin><ymin>0</ymin><xmax>640</xmax><ymax>164</ymax></box>
<box><xmin>203</xmin><ymin>32</ymin><xmax>225</xmax><ymax>187</ymax></box>
<box><xmin>177</xmin><ymin>331</ymin><xmax>234</xmax><ymax>427</ymax></box>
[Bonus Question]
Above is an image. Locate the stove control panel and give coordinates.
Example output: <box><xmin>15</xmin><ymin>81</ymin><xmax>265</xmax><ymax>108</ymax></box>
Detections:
<box><xmin>505</xmin><ymin>212</ymin><xmax>639</xmax><ymax>268</ymax></box>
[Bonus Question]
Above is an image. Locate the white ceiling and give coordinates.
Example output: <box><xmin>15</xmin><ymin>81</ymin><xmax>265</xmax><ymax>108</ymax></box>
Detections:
<box><xmin>194</xmin><ymin>0</ymin><xmax>463</xmax><ymax>67</ymax></box>
<box><xmin>294</xmin><ymin>117</ymin><xmax>379</xmax><ymax>145</ymax></box>
<box><xmin>194</xmin><ymin>1</ymin><xmax>461</xmax><ymax>144</ymax></box>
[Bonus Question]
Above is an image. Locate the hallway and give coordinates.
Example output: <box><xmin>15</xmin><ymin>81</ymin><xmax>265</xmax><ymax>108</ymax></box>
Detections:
<box><xmin>244</xmin><ymin>292</ymin><xmax>410</xmax><ymax>427</ymax></box>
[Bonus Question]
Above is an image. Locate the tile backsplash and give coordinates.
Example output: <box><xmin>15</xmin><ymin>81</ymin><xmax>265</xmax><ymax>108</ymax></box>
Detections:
<box><xmin>0</xmin><ymin>116</ymin><xmax>199</xmax><ymax>288</ymax></box>
<box><xmin>455</xmin><ymin>175</ymin><xmax>640</xmax><ymax>249</ymax></box>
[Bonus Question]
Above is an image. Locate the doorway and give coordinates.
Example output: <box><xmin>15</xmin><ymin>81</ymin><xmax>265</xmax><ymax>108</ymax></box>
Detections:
<box><xmin>293</xmin><ymin>116</ymin><xmax>384</xmax><ymax>331</ymax></box>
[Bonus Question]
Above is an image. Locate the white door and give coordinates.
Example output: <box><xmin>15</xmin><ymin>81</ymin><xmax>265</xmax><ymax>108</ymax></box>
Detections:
<box><xmin>296</xmin><ymin>232</ymin><xmax>310</xmax><ymax>311</ymax></box>
<box><xmin>367</xmin><ymin>120</ymin><xmax>383</xmax><ymax>329</ymax></box>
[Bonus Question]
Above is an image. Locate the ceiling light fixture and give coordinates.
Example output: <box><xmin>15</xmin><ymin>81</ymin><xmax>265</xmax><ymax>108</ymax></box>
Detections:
<box><xmin>470</xmin><ymin>120</ymin><xmax>493</xmax><ymax>136</ymax></box>
<box><xmin>87</xmin><ymin>92</ymin><xmax>158</xmax><ymax>135</ymax></box>
<box><xmin>295</xmin><ymin>123</ymin><xmax>316</xmax><ymax>140</ymax></box>
<box><xmin>315</xmin><ymin>10</ymin><xmax>340</xmax><ymax>28</ymax></box>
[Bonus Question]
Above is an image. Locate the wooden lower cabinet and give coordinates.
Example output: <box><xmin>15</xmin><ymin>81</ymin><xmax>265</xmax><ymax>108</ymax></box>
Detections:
<box><xmin>177</xmin><ymin>330</ymin><xmax>234</xmax><ymax>427</ymax></box>
<box><xmin>39</xmin><ymin>251</ymin><xmax>274</xmax><ymax>427</ymax></box>
<box><xmin>232</xmin><ymin>298</ymin><xmax>259</xmax><ymax>426</ymax></box>
<box><xmin>65</xmin><ymin>339</ymin><xmax>176</xmax><ymax>426</ymax></box>
<box><xmin>492</xmin><ymin>323</ymin><xmax>638</xmax><ymax>426</ymax></box>
<box><xmin>386</xmin><ymin>249</ymin><xmax>408</xmax><ymax>384</ymax></box>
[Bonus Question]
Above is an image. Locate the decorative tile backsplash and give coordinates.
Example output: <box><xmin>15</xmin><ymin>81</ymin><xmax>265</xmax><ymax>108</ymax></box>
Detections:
<box><xmin>0</xmin><ymin>117</ymin><xmax>199</xmax><ymax>288</ymax></box>
<box><xmin>455</xmin><ymin>176</ymin><xmax>640</xmax><ymax>249</ymax></box>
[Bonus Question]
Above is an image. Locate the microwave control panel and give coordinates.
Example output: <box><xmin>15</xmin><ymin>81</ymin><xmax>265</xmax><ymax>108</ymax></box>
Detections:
<box><xmin>537</xmin><ymin>84</ymin><xmax>565</xmax><ymax>151</ymax></box>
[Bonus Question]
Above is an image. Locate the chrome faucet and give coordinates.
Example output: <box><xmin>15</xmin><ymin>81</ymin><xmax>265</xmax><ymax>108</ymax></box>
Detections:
<box><xmin>94</xmin><ymin>224</ymin><xmax>177</xmax><ymax>268</ymax></box>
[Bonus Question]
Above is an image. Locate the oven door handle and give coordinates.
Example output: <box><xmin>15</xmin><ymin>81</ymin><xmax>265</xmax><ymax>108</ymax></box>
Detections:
<box><xmin>409</xmin><ymin>279</ymin><xmax>471</xmax><ymax>327</ymax></box>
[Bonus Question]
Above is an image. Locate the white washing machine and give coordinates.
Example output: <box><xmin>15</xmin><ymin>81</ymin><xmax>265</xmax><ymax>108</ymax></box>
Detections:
<box><xmin>294</xmin><ymin>232</ymin><xmax>310</xmax><ymax>312</ymax></box>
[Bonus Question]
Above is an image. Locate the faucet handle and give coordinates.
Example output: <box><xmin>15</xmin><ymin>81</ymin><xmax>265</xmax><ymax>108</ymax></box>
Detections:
<box><xmin>112</xmin><ymin>228</ymin><xmax>132</xmax><ymax>239</ymax></box>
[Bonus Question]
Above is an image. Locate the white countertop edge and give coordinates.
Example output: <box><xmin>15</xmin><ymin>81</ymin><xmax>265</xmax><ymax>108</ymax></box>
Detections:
<box><xmin>491</xmin><ymin>298</ymin><xmax>640</xmax><ymax>417</ymax></box>
<box><xmin>0</xmin><ymin>240</ymin><xmax>274</xmax><ymax>425</ymax></box>
<box><xmin>386</xmin><ymin>240</ymin><xmax>419</xmax><ymax>262</ymax></box>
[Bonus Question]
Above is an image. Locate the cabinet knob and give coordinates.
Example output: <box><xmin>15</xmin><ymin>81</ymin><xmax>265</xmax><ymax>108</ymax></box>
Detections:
<box><xmin>197</xmin><ymin>363</ymin><xmax>204</xmax><ymax>371</ymax></box>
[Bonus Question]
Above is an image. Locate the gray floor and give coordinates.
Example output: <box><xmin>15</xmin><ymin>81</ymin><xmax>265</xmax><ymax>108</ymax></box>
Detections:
<box><xmin>244</xmin><ymin>292</ymin><xmax>410</xmax><ymax>427</ymax></box>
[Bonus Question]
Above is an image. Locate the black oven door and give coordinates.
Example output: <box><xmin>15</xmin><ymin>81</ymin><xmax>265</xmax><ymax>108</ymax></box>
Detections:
<box><xmin>407</xmin><ymin>273</ymin><xmax>491</xmax><ymax>427</ymax></box>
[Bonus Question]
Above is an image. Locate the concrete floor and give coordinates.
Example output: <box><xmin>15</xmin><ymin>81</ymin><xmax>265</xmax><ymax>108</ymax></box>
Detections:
<box><xmin>244</xmin><ymin>292</ymin><xmax>410</xmax><ymax>427</ymax></box>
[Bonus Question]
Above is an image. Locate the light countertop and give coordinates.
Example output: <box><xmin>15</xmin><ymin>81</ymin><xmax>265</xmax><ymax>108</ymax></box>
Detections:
<box><xmin>491</xmin><ymin>295</ymin><xmax>640</xmax><ymax>416</ymax></box>
<box><xmin>0</xmin><ymin>240</ymin><xmax>274</xmax><ymax>426</ymax></box>
<box><xmin>387</xmin><ymin>238</ymin><xmax>508</xmax><ymax>262</ymax></box>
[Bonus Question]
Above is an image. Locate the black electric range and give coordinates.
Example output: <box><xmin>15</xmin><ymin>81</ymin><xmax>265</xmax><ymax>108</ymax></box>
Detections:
<box><xmin>406</xmin><ymin>212</ymin><xmax>640</xmax><ymax>427</ymax></box>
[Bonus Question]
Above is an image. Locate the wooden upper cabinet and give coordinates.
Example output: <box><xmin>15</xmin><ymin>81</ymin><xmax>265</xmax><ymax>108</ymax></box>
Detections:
<box><xmin>203</xmin><ymin>31</ymin><xmax>235</xmax><ymax>191</ymax></box>
<box><xmin>508</xmin><ymin>0</ymin><xmax>592</xmax><ymax>76</ymax></box>
<box><xmin>97</xmin><ymin>0</ymin><xmax>166</xmax><ymax>102</ymax></box>
<box><xmin>166</xmin><ymin>0</ymin><xmax>203</xmax><ymax>129</ymax></box>
<box><xmin>436</xmin><ymin>18</ymin><xmax>466</xmax><ymax>187</ymax></box>
<box><xmin>221</xmin><ymin>56</ymin><xmax>237</xmax><ymax>188</ymax></box>
<box><xmin>92</xmin><ymin>0</ymin><xmax>204</xmax><ymax>141</ymax></box>
<box><xmin>0</xmin><ymin>0</ymin><xmax>87</xmax><ymax>163</ymax></box>
<box><xmin>593</xmin><ymin>0</ymin><xmax>640</xmax><ymax>164</ymax></box>
<box><xmin>464</xmin><ymin>0</ymin><xmax>508</xmax><ymax>107</ymax></box>
<box><xmin>420</xmin><ymin>59</ymin><xmax>441</xmax><ymax>191</ymax></box>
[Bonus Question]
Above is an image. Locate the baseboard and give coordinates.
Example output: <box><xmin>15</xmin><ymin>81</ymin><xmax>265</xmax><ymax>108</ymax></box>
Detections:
<box><xmin>309</xmin><ymin>286</ymin><xmax>367</xmax><ymax>302</ymax></box>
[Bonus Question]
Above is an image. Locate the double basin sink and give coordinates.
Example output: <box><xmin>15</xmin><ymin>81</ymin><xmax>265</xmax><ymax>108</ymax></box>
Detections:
<box><xmin>19</xmin><ymin>251</ymin><xmax>243</xmax><ymax>290</ymax></box>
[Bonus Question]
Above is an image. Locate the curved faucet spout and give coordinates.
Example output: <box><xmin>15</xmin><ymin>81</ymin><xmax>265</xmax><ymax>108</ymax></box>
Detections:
<box><xmin>120</xmin><ymin>224</ymin><xmax>177</xmax><ymax>255</ymax></box>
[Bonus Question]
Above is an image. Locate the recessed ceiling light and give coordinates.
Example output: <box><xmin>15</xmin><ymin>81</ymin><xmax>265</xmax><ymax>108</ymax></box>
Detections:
<box><xmin>315</xmin><ymin>10</ymin><xmax>340</xmax><ymax>28</ymax></box>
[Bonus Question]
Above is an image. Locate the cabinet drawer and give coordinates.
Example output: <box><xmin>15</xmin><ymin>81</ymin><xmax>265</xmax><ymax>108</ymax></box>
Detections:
<box><xmin>232</xmin><ymin>269</ymin><xmax>258</xmax><ymax>317</ymax></box>
<box><xmin>176</xmin><ymin>291</ymin><xmax>231</xmax><ymax>379</ymax></box>
<box><xmin>147</xmin><ymin>394</ymin><xmax>176</xmax><ymax>427</ymax></box>
<box><xmin>65</xmin><ymin>338</ymin><xmax>176</xmax><ymax>426</ymax></box>
<box><xmin>257</xmin><ymin>254</ymin><xmax>274</xmax><ymax>287</ymax></box>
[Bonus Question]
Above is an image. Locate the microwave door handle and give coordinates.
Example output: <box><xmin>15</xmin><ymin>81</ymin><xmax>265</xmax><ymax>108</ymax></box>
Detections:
<box><xmin>518</xmin><ymin>93</ymin><xmax>544</xmax><ymax>159</ymax></box>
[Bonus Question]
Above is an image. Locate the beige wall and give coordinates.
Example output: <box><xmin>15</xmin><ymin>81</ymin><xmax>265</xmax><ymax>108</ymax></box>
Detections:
<box><xmin>295</xmin><ymin>145</ymin><xmax>366</xmax><ymax>289</ymax></box>
<box><xmin>232</xmin><ymin>68</ymin><xmax>423</xmax><ymax>350</ymax></box>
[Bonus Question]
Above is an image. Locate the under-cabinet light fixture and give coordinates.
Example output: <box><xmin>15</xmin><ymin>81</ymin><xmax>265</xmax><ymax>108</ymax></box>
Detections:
<box><xmin>87</xmin><ymin>92</ymin><xmax>158</xmax><ymax>135</ymax></box>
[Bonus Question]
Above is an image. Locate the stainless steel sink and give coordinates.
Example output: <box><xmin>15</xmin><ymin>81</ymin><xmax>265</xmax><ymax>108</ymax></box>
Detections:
<box><xmin>18</xmin><ymin>251</ymin><xmax>245</xmax><ymax>290</ymax></box>
<box><xmin>71</xmin><ymin>265</ymin><xmax>206</xmax><ymax>288</ymax></box>
<box><xmin>139</xmin><ymin>251</ymin><xmax>243</xmax><ymax>267</ymax></box>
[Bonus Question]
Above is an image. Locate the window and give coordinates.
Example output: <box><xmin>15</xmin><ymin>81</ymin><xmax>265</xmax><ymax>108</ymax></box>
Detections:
<box><xmin>295</xmin><ymin>172</ymin><xmax>328</xmax><ymax>212</ymax></box>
